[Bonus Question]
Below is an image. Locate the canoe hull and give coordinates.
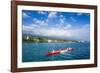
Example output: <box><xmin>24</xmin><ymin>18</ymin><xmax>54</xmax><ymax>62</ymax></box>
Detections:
<box><xmin>46</xmin><ymin>48</ymin><xmax>73</xmax><ymax>56</ymax></box>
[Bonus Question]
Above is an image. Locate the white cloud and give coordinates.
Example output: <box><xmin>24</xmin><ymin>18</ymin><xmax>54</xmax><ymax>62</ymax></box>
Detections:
<box><xmin>70</xmin><ymin>16</ymin><xmax>76</xmax><ymax>22</ymax></box>
<box><xmin>57</xmin><ymin>23</ymin><xmax>72</xmax><ymax>30</ymax></box>
<box><xmin>23</xmin><ymin>23</ymin><xmax>72</xmax><ymax>38</ymax></box>
<box><xmin>67</xmin><ymin>24</ymin><xmax>72</xmax><ymax>28</ymax></box>
<box><xmin>22</xmin><ymin>12</ymin><xmax>30</xmax><ymax>18</ymax></box>
<box><xmin>23</xmin><ymin>23</ymin><xmax>90</xmax><ymax>41</ymax></box>
<box><xmin>69</xmin><ymin>27</ymin><xmax>90</xmax><ymax>41</ymax></box>
<box><xmin>48</xmin><ymin>12</ymin><xmax>57</xmax><ymax>18</ymax></box>
<box><xmin>77</xmin><ymin>13</ymin><xmax>83</xmax><ymax>16</ymax></box>
<box><xmin>43</xmin><ymin>27</ymin><xmax>72</xmax><ymax>37</ymax></box>
<box><xmin>33</xmin><ymin>18</ymin><xmax>48</xmax><ymax>26</ymax></box>
<box><xmin>59</xmin><ymin>14</ymin><xmax>66</xmax><ymax>24</ymax></box>
<box><xmin>83</xmin><ymin>24</ymin><xmax>90</xmax><ymax>28</ymax></box>
<box><xmin>77</xmin><ymin>13</ymin><xmax>90</xmax><ymax>16</ymax></box>
<box><xmin>64</xmin><ymin>24</ymin><xmax>72</xmax><ymax>29</ymax></box>
<box><xmin>60</xmin><ymin>18</ymin><xmax>65</xmax><ymax>24</ymax></box>
<box><xmin>59</xmin><ymin>15</ymin><xmax>64</xmax><ymax>18</ymax></box>
<box><xmin>86</xmin><ymin>13</ymin><xmax>90</xmax><ymax>16</ymax></box>
<box><xmin>37</xmin><ymin>11</ymin><xmax>47</xmax><ymax>14</ymax></box>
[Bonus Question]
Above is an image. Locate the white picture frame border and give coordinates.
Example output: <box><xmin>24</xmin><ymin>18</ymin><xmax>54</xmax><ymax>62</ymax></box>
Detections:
<box><xmin>17</xmin><ymin>5</ymin><xmax>95</xmax><ymax>68</ymax></box>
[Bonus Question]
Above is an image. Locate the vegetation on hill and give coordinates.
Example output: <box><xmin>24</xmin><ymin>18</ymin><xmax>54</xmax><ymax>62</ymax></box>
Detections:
<box><xmin>22</xmin><ymin>35</ymin><xmax>80</xmax><ymax>43</ymax></box>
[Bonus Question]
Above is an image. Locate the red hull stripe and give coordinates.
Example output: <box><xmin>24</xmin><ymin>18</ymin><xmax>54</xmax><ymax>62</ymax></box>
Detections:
<box><xmin>46</xmin><ymin>48</ymin><xmax>73</xmax><ymax>56</ymax></box>
<box><xmin>47</xmin><ymin>51</ymin><xmax>60</xmax><ymax>56</ymax></box>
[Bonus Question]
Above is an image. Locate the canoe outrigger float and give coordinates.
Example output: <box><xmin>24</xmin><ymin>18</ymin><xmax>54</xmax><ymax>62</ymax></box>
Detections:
<box><xmin>46</xmin><ymin>48</ymin><xmax>74</xmax><ymax>56</ymax></box>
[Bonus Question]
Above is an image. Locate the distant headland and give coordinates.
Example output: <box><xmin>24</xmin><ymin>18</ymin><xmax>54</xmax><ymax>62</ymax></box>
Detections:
<box><xmin>22</xmin><ymin>34</ymin><xmax>85</xmax><ymax>43</ymax></box>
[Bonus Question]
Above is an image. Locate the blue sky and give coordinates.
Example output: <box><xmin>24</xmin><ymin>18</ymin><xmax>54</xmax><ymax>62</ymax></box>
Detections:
<box><xmin>22</xmin><ymin>10</ymin><xmax>90</xmax><ymax>41</ymax></box>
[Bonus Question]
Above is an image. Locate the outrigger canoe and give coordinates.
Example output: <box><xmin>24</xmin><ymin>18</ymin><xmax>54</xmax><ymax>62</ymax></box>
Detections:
<box><xmin>46</xmin><ymin>48</ymin><xmax>74</xmax><ymax>56</ymax></box>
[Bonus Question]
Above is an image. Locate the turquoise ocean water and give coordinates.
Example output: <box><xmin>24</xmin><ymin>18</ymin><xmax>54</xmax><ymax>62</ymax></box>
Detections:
<box><xmin>22</xmin><ymin>42</ymin><xmax>90</xmax><ymax>62</ymax></box>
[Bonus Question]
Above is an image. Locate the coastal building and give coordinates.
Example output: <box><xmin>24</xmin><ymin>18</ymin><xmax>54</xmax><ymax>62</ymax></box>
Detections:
<box><xmin>48</xmin><ymin>40</ymin><xmax>52</xmax><ymax>42</ymax></box>
<box><xmin>26</xmin><ymin>36</ymin><xmax>29</xmax><ymax>40</ymax></box>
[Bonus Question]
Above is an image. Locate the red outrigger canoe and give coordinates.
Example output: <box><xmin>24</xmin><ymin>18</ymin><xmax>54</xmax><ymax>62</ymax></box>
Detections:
<box><xmin>46</xmin><ymin>48</ymin><xmax>74</xmax><ymax>56</ymax></box>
